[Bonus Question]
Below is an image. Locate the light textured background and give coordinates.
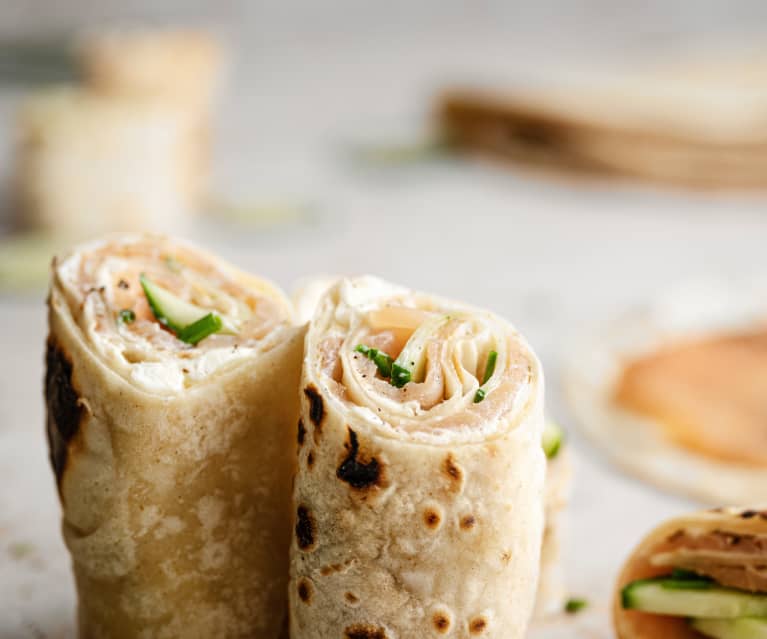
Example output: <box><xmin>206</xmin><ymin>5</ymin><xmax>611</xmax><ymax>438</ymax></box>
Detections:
<box><xmin>1</xmin><ymin>2</ymin><xmax>767</xmax><ymax>637</ymax></box>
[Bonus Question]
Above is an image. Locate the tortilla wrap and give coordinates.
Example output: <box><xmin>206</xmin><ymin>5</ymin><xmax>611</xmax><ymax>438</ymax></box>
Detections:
<box><xmin>45</xmin><ymin>233</ymin><xmax>303</xmax><ymax>638</ymax></box>
<box><xmin>77</xmin><ymin>29</ymin><xmax>223</xmax><ymax>207</ymax></box>
<box><xmin>613</xmin><ymin>505</ymin><xmax>767</xmax><ymax>639</ymax></box>
<box><xmin>439</xmin><ymin>52</ymin><xmax>767</xmax><ymax>189</ymax></box>
<box><xmin>292</xmin><ymin>275</ymin><xmax>567</xmax><ymax>623</ymax></box>
<box><xmin>289</xmin><ymin>276</ymin><xmax>546</xmax><ymax>639</ymax></box>
<box><xmin>564</xmin><ymin>279</ymin><xmax>767</xmax><ymax>504</ymax></box>
<box><xmin>15</xmin><ymin>88</ymin><xmax>193</xmax><ymax>237</ymax></box>
<box><xmin>534</xmin><ymin>448</ymin><xmax>572</xmax><ymax>619</ymax></box>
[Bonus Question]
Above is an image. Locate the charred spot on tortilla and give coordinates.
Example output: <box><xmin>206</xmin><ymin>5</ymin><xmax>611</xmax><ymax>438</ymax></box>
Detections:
<box><xmin>344</xmin><ymin>592</ymin><xmax>360</xmax><ymax>606</ymax></box>
<box><xmin>297</xmin><ymin>419</ymin><xmax>306</xmax><ymax>447</ymax></box>
<box><xmin>337</xmin><ymin>428</ymin><xmax>384</xmax><ymax>490</ymax></box>
<box><xmin>307</xmin><ymin>451</ymin><xmax>315</xmax><ymax>470</ymax></box>
<box><xmin>304</xmin><ymin>385</ymin><xmax>324</xmax><ymax>430</ymax></box>
<box><xmin>320</xmin><ymin>563</ymin><xmax>344</xmax><ymax>576</ymax></box>
<box><xmin>432</xmin><ymin>612</ymin><xmax>451</xmax><ymax>633</ymax></box>
<box><xmin>343</xmin><ymin>624</ymin><xmax>388</xmax><ymax>639</ymax></box>
<box><xmin>741</xmin><ymin>510</ymin><xmax>758</xmax><ymax>519</ymax></box>
<box><xmin>469</xmin><ymin>616</ymin><xmax>488</xmax><ymax>634</ymax></box>
<box><xmin>460</xmin><ymin>515</ymin><xmax>477</xmax><ymax>531</ymax></box>
<box><xmin>508</xmin><ymin>116</ymin><xmax>562</xmax><ymax>151</ymax></box>
<box><xmin>722</xmin><ymin>533</ymin><xmax>742</xmax><ymax>546</ymax></box>
<box><xmin>423</xmin><ymin>507</ymin><xmax>442</xmax><ymax>530</ymax></box>
<box><xmin>667</xmin><ymin>529</ymin><xmax>684</xmax><ymax>543</ymax></box>
<box><xmin>45</xmin><ymin>339</ymin><xmax>84</xmax><ymax>485</ymax></box>
<box><xmin>295</xmin><ymin>505</ymin><xmax>317</xmax><ymax>551</ymax></box>
<box><xmin>442</xmin><ymin>454</ymin><xmax>464</xmax><ymax>493</ymax></box>
<box><xmin>297</xmin><ymin>578</ymin><xmax>313</xmax><ymax>604</ymax></box>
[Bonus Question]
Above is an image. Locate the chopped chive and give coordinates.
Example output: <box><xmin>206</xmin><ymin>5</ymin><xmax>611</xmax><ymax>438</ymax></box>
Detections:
<box><xmin>164</xmin><ymin>255</ymin><xmax>182</xmax><ymax>273</ymax></box>
<box><xmin>542</xmin><ymin>420</ymin><xmax>564</xmax><ymax>459</ymax></box>
<box><xmin>474</xmin><ymin>350</ymin><xmax>498</xmax><ymax>403</ymax></box>
<box><xmin>352</xmin><ymin>136</ymin><xmax>452</xmax><ymax>167</ymax></box>
<box><xmin>565</xmin><ymin>598</ymin><xmax>588</xmax><ymax>614</ymax></box>
<box><xmin>7</xmin><ymin>541</ymin><xmax>34</xmax><ymax>560</ymax></box>
<box><xmin>481</xmin><ymin>350</ymin><xmax>498</xmax><ymax>384</ymax></box>
<box><xmin>390</xmin><ymin>363</ymin><xmax>411</xmax><ymax>388</ymax></box>
<box><xmin>177</xmin><ymin>313</ymin><xmax>223</xmax><ymax>345</ymax></box>
<box><xmin>355</xmin><ymin>344</ymin><xmax>394</xmax><ymax>379</ymax></box>
<box><xmin>118</xmin><ymin>309</ymin><xmax>136</xmax><ymax>324</ymax></box>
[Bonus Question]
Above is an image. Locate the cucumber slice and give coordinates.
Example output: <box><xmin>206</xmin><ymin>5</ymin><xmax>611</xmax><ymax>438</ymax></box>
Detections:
<box><xmin>390</xmin><ymin>314</ymin><xmax>448</xmax><ymax>387</ymax></box>
<box><xmin>692</xmin><ymin>618</ymin><xmax>767</xmax><ymax>639</ymax></box>
<box><xmin>139</xmin><ymin>275</ymin><xmax>235</xmax><ymax>337</ymax></box>
<box><xmin>622</xmin><ymin>578</ymin><xmax>767</xmax><ymax>619</ymax></box>
<box><xmin>542</xmin><ymin>420</ymin><xmax>564</xmax><ymax>459</ymax></box>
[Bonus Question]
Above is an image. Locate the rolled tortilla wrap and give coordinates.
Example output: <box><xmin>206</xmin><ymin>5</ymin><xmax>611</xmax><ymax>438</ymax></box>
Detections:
<box><xmin>77</xmin><ymin>29</ymin><xmax>224</xmax><ymax>208</ymax></box>
<box><xmin>45</xmin><ymin>234</ymin><xmax>303</xmax><ymax>638</ymax></box>
<box><xmin>293</xmin><ymin>275</ymin><xmax>564</xmax><ymax>622</ymax></box>
<box><xmin>15</xmin><ymin>88</ymin><xmax>194</xmax><ymax>237</ymax></box>
<box><xmin>534</xmin><ymin>446</ymin><xmax>572</xmax><ymax>619</ymax></box>
<box><xmin>289</xmin><ymin>276</ymin><xmax>546</xmax><ymax>639</ymax></box>
<box><xmin>613</xmin><ymin>505</ymin><xmax>767</xmax><ymax>639</ymax></box>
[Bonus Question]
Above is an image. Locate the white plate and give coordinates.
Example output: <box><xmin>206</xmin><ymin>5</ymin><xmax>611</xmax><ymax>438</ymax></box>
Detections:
<box><xmin>564</xmin><ymin>277</ymin><xmax>767</xmax><ymax>505</ymax></box>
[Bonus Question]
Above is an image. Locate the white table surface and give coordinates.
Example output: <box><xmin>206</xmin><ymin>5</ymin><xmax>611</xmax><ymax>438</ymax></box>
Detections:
<box><xmin>2</xmin><ymin>22</ymin><xmax>767</xmax><ymax>638</ymax></box>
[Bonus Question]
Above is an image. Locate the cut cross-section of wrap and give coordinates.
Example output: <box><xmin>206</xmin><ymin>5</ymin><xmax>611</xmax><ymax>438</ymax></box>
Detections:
<box><xmin>614</xmin><ymin>505</ymin><xmax>767</xmax><ymax>639</ymax></box>
<box><xmin>45</xmin><ymin>233</ymin><xmax>304</xmax><ymax>639</ymax></box>
<box><xmin>289</xmin><ymin>276</ymin><xmax>546</xmax><ymax>639</ymax></box>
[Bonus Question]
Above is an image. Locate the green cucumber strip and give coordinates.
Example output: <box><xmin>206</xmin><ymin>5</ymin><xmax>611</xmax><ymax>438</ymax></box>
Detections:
<box><xmin>672</xmin><ymin>569</ymin><xmax>712</xmax><ymax>582</ymax></box>
<box><xmin>661</xmin><ymin>579</ymin><xmax>717</xmax><ymax>591</ymax></box>
<box><xmin>140</xmin><ymin>274</ymin><xmax>207</xmax><ymax>332</ymax></box>
<box><xmin>542</xmin><ymin>420</ymin><xmax>564</xmax><ymax>459</ymax></box>
<box><xmin>473</xmin><ymin>349</ymin><xmax>498</xmax><ymax>403</ymax></box>
<box><xmin>692</xmin><ymin>617</ymin><xmax>767</xmax><ymax>639</ymax></box>
<box><xmin>176</xmin><ymin>313</ymin><xmax>223</xmax><ymax>345</ymax></box>
<box><xmin>390</xmin><ymin>314</ymin><xmax>449</xmax><ymax>388</ymax></box>
<box><xmin>622</xmin><ymin>577</ymin><xmax>767</xmax><ymax>618</ymax></box>
<box><xmin>355</xmin><ymin>344</ymin><xmax>393</xmax><ymax>378</ymax></box>
<box><xmin>565</xmin><ymin>598</ymin><xmax>588</xmax><ymax>614</ymax></box>
<box><xmin>140</xmin><ymin>274</ymin><xmax>236</xmax><ymax>336</ymax></box>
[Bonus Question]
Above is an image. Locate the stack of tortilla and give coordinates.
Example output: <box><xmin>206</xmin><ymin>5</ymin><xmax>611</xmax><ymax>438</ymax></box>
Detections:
<box><xmin>439</xmin><ymin>49</ymin><xmax>767</xmax><ymax>189</ymax></box>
